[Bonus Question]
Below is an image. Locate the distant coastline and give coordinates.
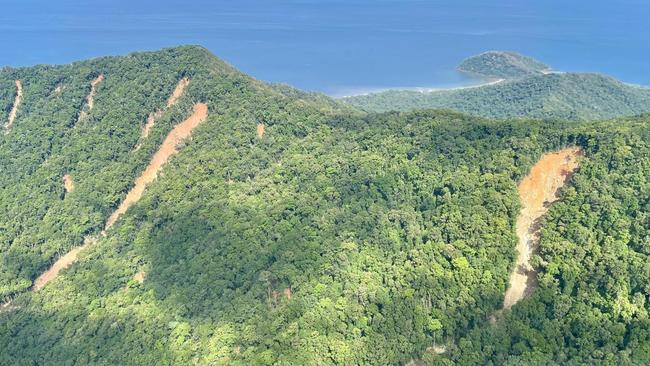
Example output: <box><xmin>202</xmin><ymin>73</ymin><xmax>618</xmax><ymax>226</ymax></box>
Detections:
<box><xmin>335</xmin><ymin>78</ymin><xmax>505</xmax><ymax>98</ymax></box>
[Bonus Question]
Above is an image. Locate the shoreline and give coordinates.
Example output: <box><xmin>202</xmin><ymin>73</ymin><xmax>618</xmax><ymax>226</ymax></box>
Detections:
<box><xmin>336</xmin><ymin>78</ymin><xmax>505</xmax><ymax>98</ymax></box>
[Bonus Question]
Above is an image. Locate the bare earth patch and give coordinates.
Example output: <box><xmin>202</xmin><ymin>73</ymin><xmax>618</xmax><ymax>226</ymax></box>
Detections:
<box><xmin>133</xmin><ymin>271</ymin><xmax>146</xmax><ymax>284</ymax></box>
<box><xmin>76</xmin><ymin>74</ymin><xmax>104</xmax><ymax>123</ymax></box>
<box><xmin>503</xmin><ymin>147</ymin><xmax>582</xmax><ymax>309</ymax></box>
<box><xmin>256</xmin><ymin>123</ymin><xmax>265</xmax><ymax>138</ymax></box>
<box><xmin>136</xmin><ymin>78</ymin><xmax>190</xmax><ymax>150</ymax></box>
<box><xmin>408</xmin><ymin>147</ymin><xmax>582</xmax><ymax>362</ymax></box>
<box><xmin>32</xmin><ymin>103</ymin><xmax>208</xmax><ymax>291</ymax></box>
<box><xmin>63</xmin><ymin>174</ymin><xmax>75</xmax><ymax>193</ymax></box>
<box><xmin>283</xmin><ymin>287</ymin><xmax>292</xmax><ymax>300</ymax></box>
<box><xmin>4</xmin><ymin>80</ymin><xmax>23</xmax><ymax>134</ymax></box>
<box><xmin>33</xmin><ymin>236</ymin><xmax>97</xmax><ymax>291</ymax></box>
<box><xmin>106</xmin><ymin>102</ymin><xmax>208</xmax><ymax>229</ymax></box>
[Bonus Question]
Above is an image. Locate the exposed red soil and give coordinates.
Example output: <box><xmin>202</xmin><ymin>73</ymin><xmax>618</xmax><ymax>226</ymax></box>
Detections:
<box><xmin>33</xmin><ymin>236</ymin><xmax>97</xmax><ymax>291</ymax></box>
<box><xmin>4</xmin><ymin>80</ymin><xmax>23</xmax><ymax>134</ymax></box>
<box><xmin>32</xmin><ymin>103</ymin><xmax>208</xmax><ymax>291</ymax></box>
<box><xmin>77</xmin><ymin>74</ymin><xmax>104</xmax><ymax>123</ymax></box>
<box><xmin>166</xmin><ymin>77</ymin><xmax>190</xmax><ymax>108</ymax></box>
<box><xmin>133</xmin><ymin>271</ymin><xmax>146</xmax><ymax>284</ymax></box>
<box><xmin>503</xmin><ymin>147</ymin><xmax>582</xmax><ymax>309</ymax></box>
<box><xmin>138</xmin><ymin>78</ymin><xmax>190</xmax><ymax>144</ymax></box>
<box><xmin>63</xmin><ymin>174</ymin><xmax>75</xmax><ymax>193</ymax></box>
<box><xmin>106</xmin><ymin>102</ymin><xmax>208</xmax><ymax>229</ymax></box>
<box><xmin>283</xmin><ymin>287</ymin><xmax>292</xmax><ymax>300</ymax></box>
<box><xmin>408</xmin><ymin>147</ymin><xmax>583</xmax><ymax>363</ymax></box>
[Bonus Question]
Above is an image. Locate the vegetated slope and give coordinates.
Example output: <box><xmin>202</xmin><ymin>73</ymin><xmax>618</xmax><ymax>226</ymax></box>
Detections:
<box><xmin>30</xmin><ymin>103</ymin><xmax>208</xmax><ymax>293</ymax></box>
<box><xmin>457</xmin><ymin>51</ymin><xmax>550</xmax><ymax>79</ymax></box>
<box><xmin>76</xmin><ymin>74</ymin><xmax>104</xmax><ymax>124</ymax></box>
<box><xmin>105</xmin><ymin>102</ymin><xmax>208</xmax><ymax>230</ymax></box>
<box><xmin>1</xmin><ymin>47</ymin><xmax>649</xmax><ymax>366</ymax></box>
<box><xmin>443</xmin><ymin>117</ymin><xmax>650</xmax><ymax>366</ymax></box>
<box><xmin>342</xmin><ymin>73</ymin><xmax>650</xmax><ymax>120</ymax></box>
<box><xmin>503</xmin><ymin>147</ymin><xmax>582</xmax><ymax>310</ymax></box>
<box><xmin>0</xmin><ymin>45</ymin><xmax>340</xmax><ymax>300</ymax></box>
<box><xmin>3</xmin><ymin>80</ymin><xmax>22</xmax><ymax>133</ymax></box>
<box><xmin>137</xmin><ymin>77</ymin><xmax>190</xmax><ymax>146</ymax></box>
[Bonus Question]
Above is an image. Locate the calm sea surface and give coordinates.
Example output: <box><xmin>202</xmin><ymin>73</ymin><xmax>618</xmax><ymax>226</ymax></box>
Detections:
<box><xmin>1</xmin><ymin>0</ymin><xmax>649</xmax><ymax>96</ymax></box>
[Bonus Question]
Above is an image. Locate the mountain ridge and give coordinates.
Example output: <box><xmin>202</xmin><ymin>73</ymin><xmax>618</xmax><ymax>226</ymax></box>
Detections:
<box><xmin>0</xmin><ymin>46</ymin><xmax>649</xmax><ymax>366</ymax></box>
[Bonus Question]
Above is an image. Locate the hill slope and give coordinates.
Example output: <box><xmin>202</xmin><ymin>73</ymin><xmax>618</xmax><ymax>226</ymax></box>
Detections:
<box><xmin>343</xmin><ymin>72</ymin><xmax>650</xmax><ymax>120</ymax></box>
<box><xmin>457</xmin><ymin>51</ymin><xmax>550</xmax><ymax>79</ymax></box>
<box><xmin>1</xmin><ymin>47</ymin><xmax>650</xmax><ymax>366</ymax></box>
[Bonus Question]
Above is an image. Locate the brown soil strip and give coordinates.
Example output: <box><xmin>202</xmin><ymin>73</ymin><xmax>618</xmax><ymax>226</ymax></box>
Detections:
<box><xmin>32</xmin><ymin>103</ymin><xmax>208</xmax><ymax>291</ymax></box>
<box><xmin>136</xmin><ymin>78</ymin><xmax>190</xmax><ymax>150</ymax></box>
<box><xmin>503</xmin><ymin>147</ymin><xmax>582</xmax><ymax>309</ymax></box>
<box><xmin>408</xmin><ymin>147</ymin><xmax>582</xmax><ymax>362</ymax></box>
<box><xmin>32</xmin><ymin>236</ymin><xmax>97</xmax><ymax>291</ymax></box>
<box><xmin>106</xmin><ymin>102</ymin><xmax>208</xmax><ymax>229</ymax></box>
<box><xmin>133</xmin><ymin>271</ymin><xmax>146</xmax><ymax>284</ymax></box>
<box><xmin>4</xmin><ymin>80</ymin><xmax>23</xmax><ymax>134</ymax></box>
<box><xmin>256</xmin><ymin>123</ymin><xmax>265</xmax><ymax>138</ymax></box>
<box><xmin>166</xmin><ymin>77</ymin><xmax>190</xmax><ymax>108</ymax></box>
<box><xmin>63</xmin><ymin>174</ymin><xmax>75</xmax><ymax>193</ymax></box>
<box><xmin>77</xmin><ymin>74</ymin><xmax>104</xmax><ymax>123</ymax></box>
<box><xmin>283</xmin><ymin>287</ymin><xmax>292</xmax><ymax>300</ymax></box>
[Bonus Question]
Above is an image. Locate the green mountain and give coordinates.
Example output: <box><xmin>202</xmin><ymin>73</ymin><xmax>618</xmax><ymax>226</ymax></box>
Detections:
<box><xmin>457</xmin><ymin>51</ymin><xmax>551</xmax><ymax>79</ymax></box>
<box><xmin>342</xmin><ymin>54</ymin><xmax>650</xmax><ymax>121</ymax></box>
<box><xmin>1</xmin><ymin>46</ymin><xmax>650</xmax><ymax>365</ymax></box>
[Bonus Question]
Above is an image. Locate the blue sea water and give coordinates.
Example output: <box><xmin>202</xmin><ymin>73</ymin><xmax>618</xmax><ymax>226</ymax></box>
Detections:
<box><xmin>1</xmin><ymin>0</ymin><xmax>649</xmax><ymax>96</ymax></box>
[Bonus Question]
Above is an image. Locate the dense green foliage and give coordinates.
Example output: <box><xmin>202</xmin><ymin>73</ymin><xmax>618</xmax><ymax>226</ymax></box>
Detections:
<box><xmin>457</xmin><ymin>51</ymin><xmax>550</xmax><ymax>79</ymax></box>
<box><xmin>1</xmin><ymin>47</ymin><xmax>649</xmax><ymax>365</ymax></box>
<box><xmin>342</xmin><ymin>73</ymin><xmax>650</xmax><ymax>121</ymax></box>
<box><xmin>0</xmin><ymin>46</ymin><xmax>231</xmax><ymax>298</ymax></box>
<box><xmin>439</xmin><ymin>118</ymin><xmax>650</xmax><ymax>365</ymax></box>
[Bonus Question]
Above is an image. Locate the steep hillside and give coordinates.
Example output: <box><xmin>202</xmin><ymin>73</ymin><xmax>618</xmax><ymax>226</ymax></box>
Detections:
<box><xmin>342</xmin><ymin>72</ymin><xmax>650</xmax><ymax>120</ymax></box>
<box><xmin>0</xmin><ymin>46</ymin><xmax>352</xmax><ymax>300</ymax></box>
<box><xmin>1</xmin><ymin>47</ymin><xmax>649</xmax><ymax>366</ymax></box>
<box><xmin>457</xmin><ymin>51</ymin><xmax>550</xmax><ymax>79</ymax></box>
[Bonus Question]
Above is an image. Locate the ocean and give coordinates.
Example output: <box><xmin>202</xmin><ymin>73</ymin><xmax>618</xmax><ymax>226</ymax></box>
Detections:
<box><xmin>1</xmin><ymin>0</ymin><xmax>649</xmax><ymax>96</ymax></box>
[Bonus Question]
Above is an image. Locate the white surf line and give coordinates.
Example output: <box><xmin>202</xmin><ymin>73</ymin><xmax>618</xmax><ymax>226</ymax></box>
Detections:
<box><xmin>31</xmin><ymin>103</ymin><xmax>208</xmax><ymax>292</ymax></box>
<box><xmin>4</xmin><ymin>80</ymin><xmax>23</xmax><ymax>134</ymax></box>
<box><xmin>339</xmin><ymin>79</ymin><xmax>506</xmax><ymax>98</ymax></box>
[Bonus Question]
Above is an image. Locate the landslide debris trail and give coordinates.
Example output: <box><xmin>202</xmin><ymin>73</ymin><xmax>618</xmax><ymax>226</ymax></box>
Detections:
<box><xmin>106</xmin><ymin>102</ymin><xmax>208</xmax><ymax>229</ymax></box>
<box><xmin>33</xmin><ymin>237</ymin><xmax>97</xmax><ymax>291</ymax></box>
<box><xmin>77</xmin><ymin>74</ymin><xmax>104</xmax><ymax>123</ymax></box>
<box><xmin>503</xmin><ymin>147</ymin><xmax>582</xmax><ymax>309</ymax></box>
<box><xmin>4</xmin><ymin>80</ymin><xmax>23</xmax><ymax>134</ymax></box>
<box><xmin>32</xmin><ymin>103</ymin><xmax>208</xmax><ymax>291</ymax></box>
<box><xmin>137</xmin><ymin>78</ymin><xmax>190</xmax><ymax>147</ymax></box>
<box><xmin>63</xmin><ymin>175</ymin><xmax>75</xmax><ymax>193</ymax></box>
